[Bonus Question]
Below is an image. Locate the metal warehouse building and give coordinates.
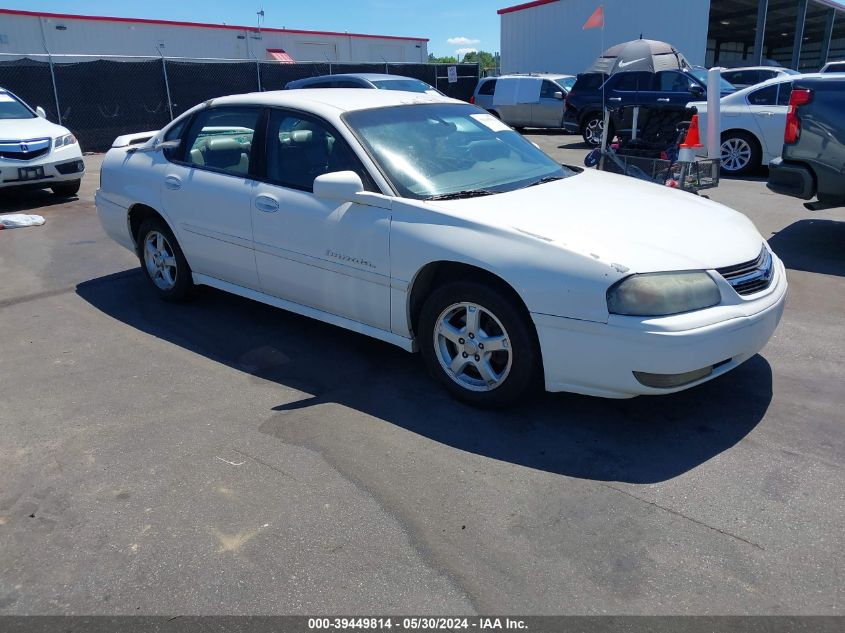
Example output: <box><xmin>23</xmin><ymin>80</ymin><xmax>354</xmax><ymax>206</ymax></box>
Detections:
<box><xmin>499</xmin><ymin>0</ymin><xmax>845</xmax><ymax>74</ymax></box>
<box><xmin>0</xmin><ymin>8</ymin><xmax>428</xmax><ymax>62</ymax></box>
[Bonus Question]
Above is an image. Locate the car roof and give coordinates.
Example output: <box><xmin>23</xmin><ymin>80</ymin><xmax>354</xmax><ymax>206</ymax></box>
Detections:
<box><xmin>296</xmin><ymin>73</ymin><xmax>422</xmax><ymax>82</ymax></box>
<box><xmin>720</xmin><ymin>72</ymin><xmax>829</xmax><ymax>99</ymax></box>
<box><xmin>208</xmin><ymin>88</ymin><xmax>459</xmax><ymax>115</ymax></box>
<box><xmin>495</xmin><ymin>73</ymin><xmax>574</xmax><ymax>80</ymax></box>
<box><xmin>722</xmin><ymin>66</ymin><xmax>792</xmax><ymax>72</ymax></box>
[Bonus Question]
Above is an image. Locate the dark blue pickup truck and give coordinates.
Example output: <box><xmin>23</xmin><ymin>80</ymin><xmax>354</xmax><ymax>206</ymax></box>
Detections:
<box><xmin>767</xmin><ymin>75</ymin><xmax>845</xmax><ymax>205</ymax></box>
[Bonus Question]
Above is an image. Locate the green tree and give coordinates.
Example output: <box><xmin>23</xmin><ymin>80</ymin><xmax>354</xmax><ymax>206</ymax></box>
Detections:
<box><xmin>428</xmin><ymin>53</ymin><xmax>458</xmax><ymax>64</ymax></box>
<box><xmin>458</xmin><ymin>50</ymin><xmax>497</xmax><ymax>71</ymax></box>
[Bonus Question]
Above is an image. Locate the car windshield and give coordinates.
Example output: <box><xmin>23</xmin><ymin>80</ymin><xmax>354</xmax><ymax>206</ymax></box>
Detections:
<box><xmin>371</xmin><ymin>79</ymin><xmax>435</xmax><ymax>93</ymax></box>
<box><xmin>558</xmin><ymin>77</ymin><xmax>576</xmax><ymax>90</ymax></box>
<box><xmin>0</xmin><ymin>92</ymin><xmax>36</xmax><ymax>119</ymax></box>
<box><xmin>344</xmin><ymin>103</ymin><xmax>575</xmax><ymax>200</ymax></box>
<box><xmin>690</xmin><ymin>68</ymin><xmax>736</xmax><ymax>92</ymax></box>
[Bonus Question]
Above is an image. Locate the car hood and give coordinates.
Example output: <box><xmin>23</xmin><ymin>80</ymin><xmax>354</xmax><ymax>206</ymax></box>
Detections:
<box><xmin>426</xmin><ymin>168</ymin><xmax>764</xmax><ymax>273</ymax></box>
<box><xmin>0</xmin><ymin>116</ymin><xmax>68</xmax><ymax>140</ymax></box>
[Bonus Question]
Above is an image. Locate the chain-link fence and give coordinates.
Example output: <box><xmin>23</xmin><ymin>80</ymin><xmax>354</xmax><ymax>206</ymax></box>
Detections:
<box><xmin>0</xmin><ymin>53</ymin><xmax>479</xmax><ymax>152</ymax></box>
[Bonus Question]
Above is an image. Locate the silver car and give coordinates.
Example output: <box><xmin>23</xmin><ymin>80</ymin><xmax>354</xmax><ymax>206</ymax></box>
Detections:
<box><xmin>471</xmin><ymin>74</ymin><xmax>575</xmax><ymax>130</ymax></box>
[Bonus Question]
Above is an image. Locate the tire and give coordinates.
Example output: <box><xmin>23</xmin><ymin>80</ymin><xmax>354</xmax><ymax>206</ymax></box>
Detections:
<box><xmin>136</xmin><ymin>217</ymin><xmax>193</xmax><ymax>302</ymax></box>
<box><xmin>51</xmin><ymin>179</ymin><xmax>81</xmax><ymax>197</ymax></box>
<box><xmin>581</xmin><ymin>113</ymin><xmax>606</xmax><ymax>146</ymax></box>
<box><xmin>418</xmin><ymin>281</ymin><xmax>541</xmax><ymax>407</ymax></box>
<box><xmin>720</xmin><ymin>131</ymin><xmax>761</xmax><ymax>176</ymax></box>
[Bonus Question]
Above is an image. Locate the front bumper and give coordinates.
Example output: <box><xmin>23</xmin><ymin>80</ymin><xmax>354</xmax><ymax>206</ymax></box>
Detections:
<box><xmin>533</xmin><ymin>256</ymin><xmax>788</xmax><ymax>398</ymax></box>
<box><xmin>766</xmin><ymin>157</ymin><xmax>815</xmax><ymax>200</ymax></box>
<box><xmin>0</xmin><ymin>144</ymin><xmax>85</xmax><ymax>190</ymax></box>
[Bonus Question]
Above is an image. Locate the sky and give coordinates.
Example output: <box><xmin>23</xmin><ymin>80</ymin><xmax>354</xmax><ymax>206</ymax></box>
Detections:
<box><xmin>2</xmin><ymin>0</ymin><xmax>507</xmax><ymax>58</ymax></box>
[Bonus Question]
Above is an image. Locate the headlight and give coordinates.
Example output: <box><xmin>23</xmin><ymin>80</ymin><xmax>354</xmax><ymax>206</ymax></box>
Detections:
<box><xmin>607</xmin><ymin>272</ymin><xmax>720</xmax><ymax>316</ymax></box>
<box><xmin>54</xmin><ymin>133</ymin><xmax>77</xmax><ymax>148</ymax></box>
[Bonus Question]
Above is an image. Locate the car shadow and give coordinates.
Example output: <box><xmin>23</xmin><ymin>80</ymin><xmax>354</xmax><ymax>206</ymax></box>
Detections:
<box><xmin>768</xmin><ymin>218</ymin><xmax>845</xmax><ymax>278</ymax></box>
<box><xmin>76</xmin><ymin>270</ymin><xmax>773</xmax><ymax>484</ymax></box>
<box><xmin>0</xmin><ymin>188</ymin><xmax>77</xmax><ymax>213</ymax></box>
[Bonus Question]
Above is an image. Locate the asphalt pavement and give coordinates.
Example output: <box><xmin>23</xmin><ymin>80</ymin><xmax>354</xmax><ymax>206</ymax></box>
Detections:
<box><xmin>0</xmin><ymin>145</ymin><xmax>843</xmax><ymax>615</ymax></box>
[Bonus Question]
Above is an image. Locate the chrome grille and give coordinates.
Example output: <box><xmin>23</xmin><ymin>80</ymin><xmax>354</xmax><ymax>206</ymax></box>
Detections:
<box><xmin>717</xmin><ymin>247</ymin><xmax>774</xmax><ymax>296</ymax></box>
<box><xmin>0</xmin><ymin>138</ymin><xmax>51</xmax><ymax>161</ymax></box>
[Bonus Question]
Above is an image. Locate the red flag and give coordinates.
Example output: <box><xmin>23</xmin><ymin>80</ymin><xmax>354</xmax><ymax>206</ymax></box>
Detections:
<box><xmin>582</xmin><ymin>5</ymin><xmax>604</xmax><ymax>30</ymax></box>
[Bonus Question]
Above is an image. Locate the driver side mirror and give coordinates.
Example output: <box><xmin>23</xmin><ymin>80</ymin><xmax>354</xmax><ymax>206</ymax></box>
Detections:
<box><xmin>554</xmin><ymin>91</ymin><xmax>564</xmax><ymax>100</ymax></box>
<box><xmin>35</xmin><ymin>106</ymin><xmax>47</xmax><ymax>118</ymax></box>
<box><xmin>313</xmin><ymin>170</ymin><xmax>364</xmax><ymax>202</ymax></box>
<box><xmin>689</xmin><ymin>84</ymin><xmax>706</xmax><ymax>98</ymax></box>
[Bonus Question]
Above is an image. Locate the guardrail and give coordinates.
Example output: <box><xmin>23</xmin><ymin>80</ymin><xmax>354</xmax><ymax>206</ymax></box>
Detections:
<box><xmin>0</xmin><ymin>53</ymin><xmax>479</xmax><ymax>151</ymax></box>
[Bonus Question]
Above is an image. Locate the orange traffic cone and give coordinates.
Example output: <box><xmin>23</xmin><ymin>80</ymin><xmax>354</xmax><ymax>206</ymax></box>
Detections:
<box><xmin>681</xmin><ymin>114</ymin><xmax>703</xmax><ymax>148</ymax></box>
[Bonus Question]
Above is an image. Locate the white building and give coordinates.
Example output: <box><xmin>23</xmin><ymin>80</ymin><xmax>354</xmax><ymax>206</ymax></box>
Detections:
<box><xmin>499</xmin><ymin>0</ymin><xmax>845</xmax><ymax>75</ymax></box>
<box><xmin>0</xmin><ymin>8</ymin><xmax>428</xmax><ymax>62</ymax></box>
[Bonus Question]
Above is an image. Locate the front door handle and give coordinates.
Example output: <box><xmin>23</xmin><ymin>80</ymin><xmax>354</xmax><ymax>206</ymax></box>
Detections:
<box><xmin>608</xmin><ymin>97</ymin><xmax>622</xmax><ymax>102</ymax></box>
<box><xmin>164</xmin><ymin>175</ymin><xmax>182</xmax><ymax>190</ymax></box>
<box><xmin>657</xmin><ymin>98</ymin><xmax>670</xmax><ymax>102</ymax></box>
<box><xmin>255</xmin><ymin>195</ymin><xmax>280</xmax><ymax>213</ymax></box>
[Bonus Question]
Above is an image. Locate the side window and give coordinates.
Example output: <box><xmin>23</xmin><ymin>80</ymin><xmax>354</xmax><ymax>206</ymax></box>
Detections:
<box><xmin>748</xmin><ymin>84</ymin><xmax>778</xmax><ymax>106</ymax></box>
<box><xmin>183</xmin><ymin>107</ymin><xmax>259</xmax><ymax>176</ymax></box>
<box><xmin>478</xmin><ymin>79</ymin><xmax>497</xmax><ymax>96</ymax></box>
<box><xmin>777</xmin><ymin>82</ymin><xmax>793</xmax><ymax>106</ymax></box>
<box><xmin>759</xmin><ymin>70</ymin><xmax>777</xmax><ymax>81</ymax></box>
<box><xmin>335</xmin><ymin>81</ymin><xmax>364</xmax><ymax>88</ymax></box>
<box><xmin>614</xmin><ymin>72</ymin><xmax>651</xmax><ymax>92</ymax></box>
<box><xmin>264</xmin><ymin>110</ymin><xmax>371</xmax><ymax>192</ymax></box>
<box><xmin>655</xmin><ymin>71</ymin><xmax>694</xmax><ymax>92</ymax></box>
<box><xmin>539</xmin><ymin>80</ymin><xmax>560</xmax><ymax>99</ymax></box>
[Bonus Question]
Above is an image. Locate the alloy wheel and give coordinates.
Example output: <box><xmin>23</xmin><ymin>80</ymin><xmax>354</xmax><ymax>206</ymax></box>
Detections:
<box><xmin>433</xmin><ymin>302</ymin><xmax>513</xmax><ymax>392</ymax></box>
<box><xmin>585</xmin><ymin>117</ymin><xmax>604</xmax><ymax>145</ymax></box>
<box><xmin>720</xmin><ymin>137</ymin><xmax>752</xmax><ymax>173</ymax></box>
<box><xmin>143</xmin><ymin>230</ymin><xmax>178</xmax><ymax>291</ymax></box>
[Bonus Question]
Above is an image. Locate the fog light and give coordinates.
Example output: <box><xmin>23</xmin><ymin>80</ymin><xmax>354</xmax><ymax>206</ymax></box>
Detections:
<box><xmin>634</xmin><ymin>366</ymin><xmax>713</xmax><ymax>389</ymax></box>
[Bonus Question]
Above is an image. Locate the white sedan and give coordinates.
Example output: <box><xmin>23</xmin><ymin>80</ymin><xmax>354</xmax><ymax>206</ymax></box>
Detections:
<box><xmin>0</xmin><ymin>88</ymin><xmax>85</xmax><ymax>195</ymax></box>
<box><xmin>691</xmin><ymin>73</ymin><xmax>821</xmax><ymax>176</ymax></box>
<box><xmin>96</xmin><ymin>89</ymin><xmax>787</xmax><ymax>406</ymax></box>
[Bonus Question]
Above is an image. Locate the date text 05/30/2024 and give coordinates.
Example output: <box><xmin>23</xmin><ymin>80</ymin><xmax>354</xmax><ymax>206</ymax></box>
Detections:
<box><xmin>308</xmin><ymin>618</ymin><xmax>528</xmax><ymax>630</ymax></box>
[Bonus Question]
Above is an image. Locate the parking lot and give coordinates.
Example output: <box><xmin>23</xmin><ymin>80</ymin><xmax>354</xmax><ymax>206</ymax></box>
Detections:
<box><xmin>1</xmin><ymin>138</ymin><xmax>844</xmax><ymax>615</ymax></box>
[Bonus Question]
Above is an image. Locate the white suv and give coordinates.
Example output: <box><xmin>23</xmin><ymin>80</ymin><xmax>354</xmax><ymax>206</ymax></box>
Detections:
<box><xmin>0</xmin><ymin>88</ymin><xmax>84</xmax><ymax>196</ymax></box>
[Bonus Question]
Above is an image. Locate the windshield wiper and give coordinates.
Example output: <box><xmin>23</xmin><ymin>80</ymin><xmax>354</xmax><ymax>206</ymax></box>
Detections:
<box><xmin>425</xmin><ymin>189</ymin><xmax>497</xmax><ymax>201</ymax></box>
<box><xmin>525</xmin><ymin>176</ymin><xmax>563</xmax><ymax>188</ymax></box>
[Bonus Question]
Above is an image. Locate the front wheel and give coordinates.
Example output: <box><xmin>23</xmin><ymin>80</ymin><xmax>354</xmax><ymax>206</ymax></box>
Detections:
<box><xmin>418</xmin><ymin>281</ymin><xmax>541</xmax><ymax>407</ymax></box>
<box><xmin>137</xmin><ymin>217</ymin><xmax>193</xmax><ymax>302</ymax></box>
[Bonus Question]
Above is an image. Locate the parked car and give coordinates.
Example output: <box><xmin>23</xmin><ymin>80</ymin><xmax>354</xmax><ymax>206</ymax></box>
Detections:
<box><xmin>720</xmin><ymin>66</ymin><xmax>799</xmax><ymax>89</ymax></box>
<box><xmin>690</xmin><ymin>66</ymin><xmax>738</xmax><ymax>93</ymax></box>
<box><xmin>689</xmin><ymin>74</ymin><xmax>816</xmax><ymax>175</ymax></box>
<box><xmin>767</xmin><ymin>75</ymin><xmax>845</xmax><ymax>205</ymax></box>
<box><xmin>0</xmin><ymin>87</ymin><xmax>84</xmax><ymax>196</ymax></box>
<box><xmin>471</xmin><ymin>74</ymin><xmax>575</xmax><ymax>129</ymax></box>
<box><xmin>96</xmin><ymin>89</ymin><xmax>786</xmax><ymax>406</ymax></box>
<box><xmin>564</xmin><ymin>68</ymin><xmax>729</xmax><ymax>146</ymax></box>
<box><xmin>286</xmin><ymin>73</ymin><xmax>441</xmax><ymax>94</ymax></box>
<box><xmin>820</xmin><ymin>60</ymin><xmax>845</xmax><ymax>73</ymax></box>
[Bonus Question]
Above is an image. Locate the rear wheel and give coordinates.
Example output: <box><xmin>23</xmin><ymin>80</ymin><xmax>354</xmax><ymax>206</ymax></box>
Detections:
<box><xmin>51</xmin><ymin>179</ymin><xmax>81</xmax><ymax>197</ymax></box>
<box><xmin>137</xmin><ymin>217</ymin><xmax>193</xmax><ymax>302</ymax></box>
<box><xmin>581</xmin><ymin>113</ymin><xmax>606</xmax><ymax>146</ymax></box>
<box><xmin>720</xmin><ymin>131</ymin><xmax>761</xmax><ymax>176</ymax></box>
<box><xmin>419</xmin><ymin>281</ymin><xmax>541</xmax><ymax>407</ymax></box>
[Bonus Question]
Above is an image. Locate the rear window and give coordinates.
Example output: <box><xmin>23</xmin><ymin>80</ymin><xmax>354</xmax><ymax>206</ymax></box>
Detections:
<box><xmin>823</xmin><ymin>61</ymin><xmax>845</xmax><ymax>73</ymax></box>
<box><xmin>478</xmin><ymin>79</ymin><xmax>497</xmax><ymax>96</ymax></box>
<box><xmin>748</xmin><ymin>84</ymin><xmax>778</xmax><ymax>105</ymax></box>
<box><xmin>573</xmin><ymin>73</ymin><xmax>607</xmax><ymax>91</ymax></box>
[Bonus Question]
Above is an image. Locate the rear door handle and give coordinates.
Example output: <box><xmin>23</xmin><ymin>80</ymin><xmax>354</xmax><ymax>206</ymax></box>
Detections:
<box><xmin>608</xmin><ymin>97</ymin><xmax>621</xmax><ymax>102</ymax></box>
<box><xmin>164</xmin><ymin>175</ymin><xmax>182</xmax><ymax>190</ymax></box>
<box><xmin>255</xmin><ymin>195</ymin><xmax>280</xmax><ymax>213</ymax></box>
<box><xmin>657</xmin><ymin>98</ymin><xmax>670</xmax><ymax>102</ymax></box>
